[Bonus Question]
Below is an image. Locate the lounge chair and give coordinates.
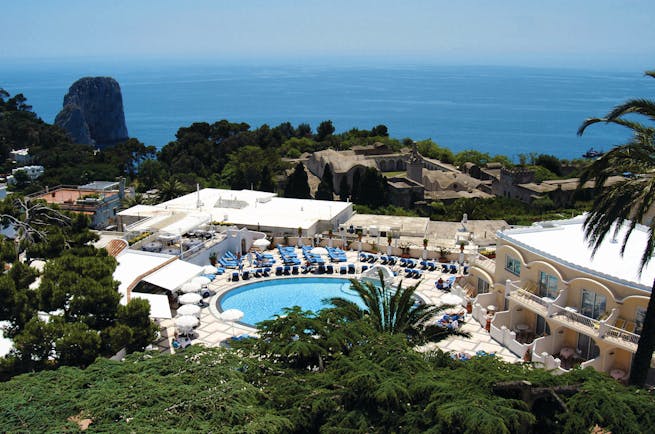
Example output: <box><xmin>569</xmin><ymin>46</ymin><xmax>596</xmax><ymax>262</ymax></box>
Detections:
<box><xmin>231</xmin><ymin>272</ymin><xmax>239</xmax><ymax>282</ymax></box>
<box><xmin>348</xmin><ymin>264</ymin><xmax>356</xmax><ymax>274</ymax></box>
<box><xmin>263</xmin><ymin>267</ymin><xmax>271</xmax><ymax>277</ymax></box>
<box><xmin>283</xmin><ymin>266</ymin><xmax>291</xmax><ymax>275</ymax></box>
<box><xmin>413</xmin><ymin>269</ymin><xmax>423</xmax><ymax>279</ymax></box>
<box><xmin>253</xmin><ymin>268</ymin><xmax>262</xmax><ymax>278</ymax></box>
<box><xmin>340</xmin><ymin>266</ymin><xmax>347</xmax><ymax>274</ymax></box>
<box><xmin>326</xmin><ymin>264</ymin><xmax>334</xmax><ymax>274</ymax></box>
<box><xmin>292</xmin><ymin>265</ymin><xmax>299</xmax><ymax>275</ymax></box>
<box><xmin>361</xmin><ymin>265</ymin><xmax>368</xmax><ymax>273</ymax></box>
<box><xmin>441</xmin><ymin>264</ymin><xmax>450</xmax><ymax>273</ymax></box>
<box><xmin>317</xmin><ymin>264</ymin><xmax>326</xmax><ymax>274</ymax></box>
<box><xmin>405</xmin><ymin>268</ymin><xmax>413</xmax><ymax>278</ymax></box>
<box><xmin>242</xmin><ymin>270</ymin><xmax>250</xmax><ymax>280</ymax></box>
<box><xmin>275</xmin><ymin>266</ymin><xmax>283</xmax><ymax>276</ymax></box>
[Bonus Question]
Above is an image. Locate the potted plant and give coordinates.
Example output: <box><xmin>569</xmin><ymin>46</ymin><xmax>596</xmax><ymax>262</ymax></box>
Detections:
<box><xmin>438</xmin><ymin>247</ymin><xmax>451</xmax><ymax>263</ymax></box>
<box><xmin>399</xmin><ymin>242</ymin><xmax>411</xmax><ymax>258</ymax></box>
<box><xmin>209</xmin><ymin>252</ymin><xmax>217</xmax><ymax>266</ymax></box>
<box><xmin>458</xmin><ymin>240</ymin><xmax>469</xmax><ymax>252</ymax></box>
<box><xmin>423</xmin><ymin>238</ymin><xmax>429</xmax><ymax>249</ymax></box>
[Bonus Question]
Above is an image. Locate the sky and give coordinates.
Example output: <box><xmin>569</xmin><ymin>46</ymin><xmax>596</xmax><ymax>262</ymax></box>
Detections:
<box><xmin>2</xmin><ymin>0</ymin><xmax>655</xmax><ymax>69</ymax></box>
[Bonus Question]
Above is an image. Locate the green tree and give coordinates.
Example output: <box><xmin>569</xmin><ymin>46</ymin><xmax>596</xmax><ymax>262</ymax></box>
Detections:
<box><xmin>328</xmin><ymin>272</ymin><xmax>464</xmax><ymax>344</ymax></box>
<box><xmin>136</xmin><ymin>158</ymin><xmax>166</xmax><ymax>192</ymax></box>
<box><xmin>535</xmin><ymin>154</ymin><xmax>563</xmax><ymax>176</ymax></box>
<box><xmin>371</xmin><ymin>124</ymin><xmax>389</xmax><ymax>137</ymax></box>
<box><xmin>315</xmin><ymin>164</ymin><xmax>334</xmax><ymax>201</ymax></box>
<box><xmin>284</xmin><ymin>162</ymin><xmax>311</xmax><ymax>199</ymax></box>
<box><xmin>316</xmin><ymin>120</ymin><xmax>335</xmax><ymax>141</ymax></box>
<box><xmin>157</xmin><ymin>178</ymin><xmax>188</xmax><ymax>202</ymax></box>
<box><xmin>117</xmin><ymin>298</ymin><xmax>158</xmax><ymax>352</ymax></box>
<box><xmin>338</xmin><ymin>175</ymin><xmax>350</xmax><ymax>201</ymax></box>
<box><xmin>577</xmin><ymin>69</ymin><xmax>655</xmax><ymax>387</ymax></box>
<box><xmin>258</xmin><ymin>165</ymin><xmax>275</xmax><ymax>192</ymax></box>
<box><xmin>353</xmin><ymin>167</ymin><xmax>388</xmax><ymax>208</ymax></box>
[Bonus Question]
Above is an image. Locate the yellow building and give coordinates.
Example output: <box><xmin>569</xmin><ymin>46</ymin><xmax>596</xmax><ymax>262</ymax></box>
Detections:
<box><xmin>467</xmin><ymin>215</ymin><xmax>651</xmax><ymax>381</ymax></box>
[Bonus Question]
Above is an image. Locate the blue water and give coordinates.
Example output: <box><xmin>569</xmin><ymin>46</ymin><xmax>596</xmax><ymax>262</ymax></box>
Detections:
<box><xmin>2</xmin><ymin>59</ymin><xmax>653</xmax><ymax>159</ymax></box>
<box><xmin>219</xmin><ymin>277</ymin><xmax>364</xmax><ymax>325</ymax></box>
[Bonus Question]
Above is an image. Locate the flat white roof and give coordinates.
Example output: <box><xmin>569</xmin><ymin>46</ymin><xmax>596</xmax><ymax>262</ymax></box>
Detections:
<box><xmin>120</xmin><ymin>188</ymin><xmax>352</xmax><ymax>232</ymax></box>
<box><xmin>500</xmin><ymin>214</ymin><xmax>655</xmax><ymax>291</ymax></box>
<box><xmin>131</xmin><ymin>293</ymin><xmax>172</xmax><ymax>319</ymax></box>
<box><xmin>143</xmin><ymin>259</ymin><xmax>203</xmax><ymax>291</ymax></box>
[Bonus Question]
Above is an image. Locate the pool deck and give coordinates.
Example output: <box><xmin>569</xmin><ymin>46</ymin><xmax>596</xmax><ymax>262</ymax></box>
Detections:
<box><xmin>153</xmin><ymin>248</ymin><xmax>520</xmax><ymax>363</ymax></box>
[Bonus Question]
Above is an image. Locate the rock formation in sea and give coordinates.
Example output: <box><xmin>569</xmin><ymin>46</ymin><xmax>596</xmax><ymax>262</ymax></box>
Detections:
<box><xmin>55</xmin><ymin>77</ymin><xmax>129</xmax><ymax>148</ymax></box>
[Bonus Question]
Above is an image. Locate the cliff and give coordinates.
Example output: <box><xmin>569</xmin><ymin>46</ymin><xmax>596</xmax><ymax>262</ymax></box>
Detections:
<box><xmin>55</xmin><ymin>77</ymin><xmax>129</xmax><ymax>148</ymax></box>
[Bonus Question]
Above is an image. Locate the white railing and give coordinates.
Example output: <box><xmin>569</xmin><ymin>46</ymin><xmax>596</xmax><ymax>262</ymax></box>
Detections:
<box><xmin>550</xmin><ymin>304</ymin><xmax>599</xmax><ymax>330</ymax></box>
<box><xmin>603</xmin><ymin>324</ymin><xmax>640</xmax><ymax>346</ymax></box>
<box><xmin>513</xmin><ymin>287</ymin><xmax>550</xmax><ymax>309</ymax></box>
<box><xmin>580</xmin><ymin>357</ymin><xmax>602</xmax><ymax>371</ymax></box>
<box><xmin>472</xmin><ymin>253</ymin><xmax>496</xmax><ymax>275</ymax></box>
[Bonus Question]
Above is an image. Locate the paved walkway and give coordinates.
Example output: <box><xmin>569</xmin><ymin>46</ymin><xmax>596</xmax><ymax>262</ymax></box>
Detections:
<box><xmin>154</xmin><ymin>247</ymin><xmax>520</xmax><ymax>363</ymax></box>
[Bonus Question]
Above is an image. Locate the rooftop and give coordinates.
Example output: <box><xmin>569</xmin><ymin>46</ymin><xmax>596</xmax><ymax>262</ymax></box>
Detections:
<box><xmin>499</xmin><ymin>214</ymin><xmax>655</xmax><ymax>291</ymax></box>
<box><xmin>120</xmin><ymin>188</ymin><xmax>352</xmax><ymax>234</ymax></box>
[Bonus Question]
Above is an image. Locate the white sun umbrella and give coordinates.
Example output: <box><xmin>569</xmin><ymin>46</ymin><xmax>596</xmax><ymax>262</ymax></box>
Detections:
<box><xmin>191</xmin><ymin>276</ymin><xmax>211</xmax><ymax>287</ymax></box>
<box><xmin>440</xmin><ymin>293</ymin><xmax>465</xmax><ymax>306</ymax></box>
<box><xmin>175</xmin><ymin>314</ymin><xmax>199</xmax><ymax>335</ymax></box>
<box><xmin>221</xmin><ymin>308</ymin><xmax>244</xmax><ymax>336</ymax></box>
<box><xmin>179</xmin><ymin>292</ymin><xmax>202</xmax><ymax>305</ymax></box>
<box><xmin>177</xmin><ymin>303</ymin><xmax>201</xmax><ymax>318</ymax></box>
<box><xmin>180</xmin><ymin>282</ymin><xmax>201</xmax><ymax>294</ymax></box>
<box><xmin>202</xmin><ymin>265</ymin><xmax>218</xmax><ymax>274</ymax></box>
<box><xmin>310</xmin><ymin>246</ymin><xmax>328</xmax><ymax>255</ymax></box>
<box><xmin>253</xmin><ymin>238</ymin><xmax>270</xmax><ymax>249</ymax></box>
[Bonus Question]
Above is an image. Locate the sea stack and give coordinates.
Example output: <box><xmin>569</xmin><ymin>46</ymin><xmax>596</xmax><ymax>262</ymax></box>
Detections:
<box><xmin>55</xmin><ymin>77</ymin><xmax>128</xmax><ymax>149</ymax></box>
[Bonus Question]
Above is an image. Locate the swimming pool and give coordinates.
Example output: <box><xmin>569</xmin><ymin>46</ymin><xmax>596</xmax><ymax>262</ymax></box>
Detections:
<box><xmin>218</xmin><ymin>277</ymin><xmax>366</xmax><ymax>326</ymax></box>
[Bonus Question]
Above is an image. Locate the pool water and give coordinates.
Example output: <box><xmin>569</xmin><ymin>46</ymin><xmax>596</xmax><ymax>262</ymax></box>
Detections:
<box><xmin>218</xmin><ymin>277</ymin><xmax>366</xmax><ymax>326</ymax></box>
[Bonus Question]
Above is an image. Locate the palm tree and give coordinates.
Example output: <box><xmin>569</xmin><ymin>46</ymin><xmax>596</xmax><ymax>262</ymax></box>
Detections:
<box><xmin>328</xmin><ymin>270</ymin><xmax>467</xmax><ymax>344</ymax></box>
<box><xmin>157</xmin><ymin>179</ymin><xmax>187</xmax><ymax>202</ymax></box>
<box><xmin>577</xmin><ymin>69</ymin><xmax>655</xmax><ymax>387</ymax></box>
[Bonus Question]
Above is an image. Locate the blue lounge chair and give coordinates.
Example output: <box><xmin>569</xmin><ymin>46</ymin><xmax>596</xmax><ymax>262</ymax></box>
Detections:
<box><xmin>326</xmin><ymin>264</ymin><xmax>334</xmax><ymax>274</ymax></box>
<box><xmin>283</xmin><ymin>266</ymin><xmax>291</xmax><ymax>275</ymax></box>
<box><xmin>263</xmin><ymin>267</ymin><xmax>271</xmax><ymax>277</ymax></box>
<box><xmin>399</xmin><ymin>258</ymin><xmax>407</xmax><ymax>266</ymax></box>
<box><xmin>361</xmin><ymin>265</ymin><xmax>368</xmax><ymax>272</ymax></box>
<box><xmin>317</xmin><ymin>264</ymin><xmax>326</xmax><ymax>274</ymax></box>
<box><xmin>275</xmin><ymin>266</ymin><xmax>283</xmax><ymax>276</ymax></box>
<box><xmin>449</xmin><ymin>264</ymin><xmax>458</xmax><ymax>274</ymax></box>
<box><xmin>413</xmin><ymin>269</ymin><xmax>423</xmax><ymax>279</ymax></box>
<box><xmin>253</xmin><ymin>268</ymin><xmax>262</xmax><ymax>278</ymax></box>
<box><xmin>231</xmin><ymin>272</ymin><xmax>239</xmax><ymax>282</ymax></box>
<box><xmin>405</xmin><ymin>268</ymin><xmax>413</xmax><ymax>278</ymax></box>
<box><xmin>292</xmin><ymin>265</ymin><xmax>299</xmax><ymax>275</ymax></box>
<box><xmin>441</xmin><ymin>264</ymin><xmax>450</xmax><ymax>273</ymax></box>
<box><xmin>242</xmin><ymin>270</ymin><xmax>250</xmax><ymax>280</ymax></box>
<box><xmin>427</xmin><ymin>261</ymin><xmax>436</xmax><ymax>271</ymax></box>
<box><xmin>348</xmin><ymin>264</ymin><xmax>356</xmax><ymax>274</ymax></box>
<box><xmin>340</xmin><ymin>266</ymin><xmax>347</xmax><ymax>274</ymax></box>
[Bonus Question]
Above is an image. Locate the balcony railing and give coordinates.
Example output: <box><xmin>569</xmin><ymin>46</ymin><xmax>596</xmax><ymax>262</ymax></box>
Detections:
<box><xmin>603</xmin><ymin>324</ymin><xmax>640</xmax><ymax>346</ymax></box>
<box><xmin>509</xmin><ymin>282</ymin><xmax>550</xmax><ymax>309</ymax></box>
<box><xmin>472</xmin><ymin>253</ymin><xmax>496</xmax><ymax>275</ymax></box>
<box><xmin>550</xmin><ymin>304</ymin><xmax>600</xmax><ymax>330</ymax></box>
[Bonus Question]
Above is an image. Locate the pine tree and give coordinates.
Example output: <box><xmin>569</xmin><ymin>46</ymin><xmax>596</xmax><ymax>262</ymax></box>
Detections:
<box><xmin>315</xmin><ymin>164</ymin><xmax>334</xmax><ymax>201</ymax></box>
<box><xmin>338</xmin><ymin>176</ymin><xmax>350</xmax><ymax>201</ymax></box>
<box><xmin>284</xmin><ymin>162</ymin><xmax>311</xmax><ymax>199</ymax></box>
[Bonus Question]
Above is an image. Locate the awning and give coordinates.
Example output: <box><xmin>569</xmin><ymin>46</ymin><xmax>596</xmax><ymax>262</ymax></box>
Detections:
<box><xmin>131</xmin><ymin>293</ymin><xmax>172</xmax><ymax>319</ymax></box>
<box><xmin>143</xmin><ymin>259</ymin><xmax>203</xmax><ymax>292</ymax></box>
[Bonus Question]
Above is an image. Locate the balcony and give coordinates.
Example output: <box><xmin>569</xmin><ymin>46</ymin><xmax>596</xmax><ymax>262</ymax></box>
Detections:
<box><xmin>505</xmin><ymin>280</ymin><xmax>639</xmax><ymax>353</ymax></box>
<box><xmin>471</xmin><ymin>253</ymin><xmax>495</xmax><ymax>275</ymax></box>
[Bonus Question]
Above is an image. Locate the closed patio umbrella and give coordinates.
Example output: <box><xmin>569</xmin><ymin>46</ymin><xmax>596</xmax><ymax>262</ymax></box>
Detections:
<box><xmin>310</xmin><ymin>247</ymin><xmax>328</xmax><ymax>255</ymax></box>
<box><xmin>179</xmin><ymin>293</ymin><xmax>202</xmax><ymax>305</ymax></box>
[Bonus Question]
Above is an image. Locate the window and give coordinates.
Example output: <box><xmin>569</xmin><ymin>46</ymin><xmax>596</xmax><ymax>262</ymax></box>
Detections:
<box><xmin>477</xmin><ymin>278</ymin><xmax>490</xmax><ymax>294</ymax></box>
<box><xmin>635</xmin><ymin>307</ymin><xmax>646</xmax><ymax>335</ymax></box>
<box><xmin>577</xmin><ymin>333</ymin><xmax>600</xmax><ymax>360</ymax></box>
<box><xmin>580</xmin><ymin>289</ymin><xmax>606</xmax><ymax>320</ymax></box>
<box><xmin>535</xmin><ymin>315</ymin><xmax>550</xmax><ymax>336</ymax></box>
<box><xmin>505</xmin><ymin>255</ymin><xmax>521</xmax><ymax>276</ymax></box>
<box><xmin>538</xmin><ymin>272</ymin><xmax>558</xmax><ymax>299</ymax></box>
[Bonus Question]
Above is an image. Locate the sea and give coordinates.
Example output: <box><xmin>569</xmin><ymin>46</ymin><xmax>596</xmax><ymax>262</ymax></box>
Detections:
<box><xmin>2</xmin><ymin>58</ymin><xmax>653</xmax><ymax>161</ymax></box>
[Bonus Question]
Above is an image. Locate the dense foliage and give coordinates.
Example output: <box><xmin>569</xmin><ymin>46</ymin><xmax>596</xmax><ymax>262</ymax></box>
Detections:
<box><xmin>0</xmin><ymin>321</ymin><xmax>653</xmax><ymax>433</ymax></box>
